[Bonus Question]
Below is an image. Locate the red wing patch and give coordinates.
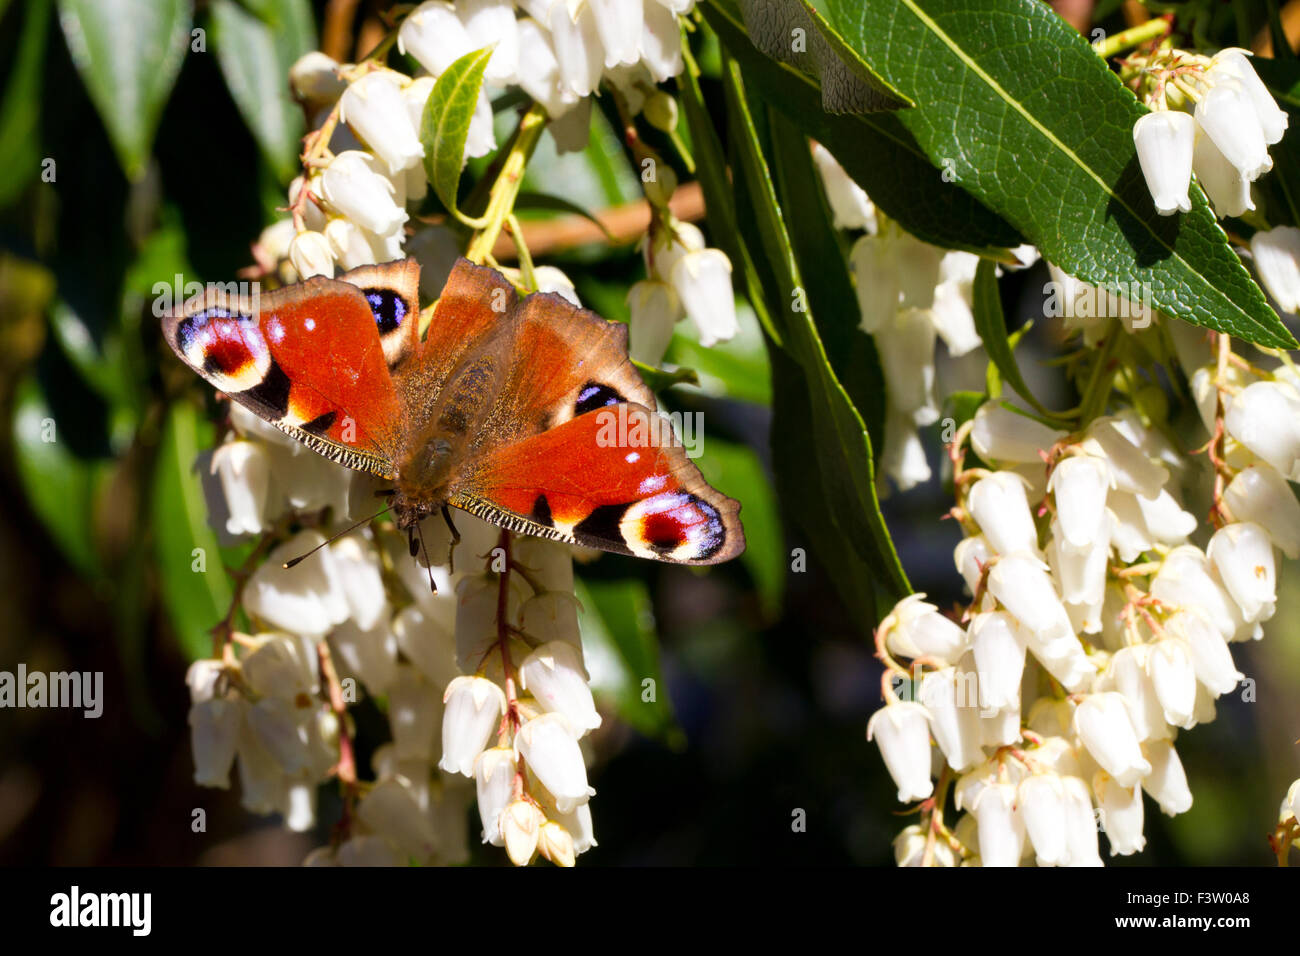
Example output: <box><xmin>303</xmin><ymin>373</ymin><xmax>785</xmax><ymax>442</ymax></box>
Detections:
<box><xmin>452</xmin><ymin>404</ymin><xmax>744</xmax><ymax>565</ymax></box>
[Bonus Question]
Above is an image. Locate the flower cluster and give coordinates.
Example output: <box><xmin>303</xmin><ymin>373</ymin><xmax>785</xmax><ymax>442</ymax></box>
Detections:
<box><xmin>812</xmin><ymin>144</ymin><xmax>1037</xmax><ymax>493</ymax></box>
<box><xmin>867</xmin><ymin>357</ymin><xmax>1292</xmax><ymax>864</ymax></box>
<box><xmin>185</xmin><ymin>0</ymin><xmax>728</xmax><ymax>867</ymax></box>
<box><xmin>1130</xmin><ymin>47</ymin><xmax>1288</xmax><ymax>218</ymax></box>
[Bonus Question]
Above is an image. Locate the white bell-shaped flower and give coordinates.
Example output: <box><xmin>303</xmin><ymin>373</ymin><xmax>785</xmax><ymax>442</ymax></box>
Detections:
<box><xmin>320</xmin><ymin>151</ymin><xmax>408</xmax><ymax>237</ymax></box>
<box><xmin>553</xmin><ymin>801</ymin><xmax>597</xmax><ymax>855</ymax></box>
<box><xmin>1104</xmin><ymin>644</ymin><xmax>1169</xmax><ymax>742</ymax></box>
<box><xmin>1048</xmin><ymin>454</ymin><xmax>1113</xmax><ymax>550</ymax></box>
<box><xmin>670</xmin><ymin>248</ymin><xmax>738</xmax><ymax>347</ymax></box>
<box><xmin>1165</xmin><ymin>609</ymin><xmax>1242</xmax><ymax>697</ymax></box>
<box><xmin>970</xmin><ymin>781</ymin><xmax>1024</xmax><ymax>867</ymax></box>
<box><xmin>459</xmin><ymin>0</ymin><xmax>520</xmax><ymax>82</ymax></box>
<box><xmin>547</xmin><ymin>0</ymin><xmax>605</xmax><ymax>97</ymax></box>
<box><xmin>970</xmin><ymin>402</ymin><xmax>1065</xmax><ymax>466</ymax></box>
<box><xmin>289</xmin><ymin>51</ymin><xmax>345</xmax><ymax>107</ymax></box>
<box><xmin>329</xmin><ymin>535</ymin><xmax>388</xmax><ymax>631</ymax></box>
<box><xmin>1061</xmin><ymin>775</ymin><xmax>1103</xmax><ymax>867</ymax></box>
<box><xmin>881</xmin><ymin>593</ymin><xmax>969</xmax><ymax>663</ymax></box>
<box><xmin>1141</xmin><ymin>739</ymin><xmax>1193</xmax><ymax>815</ymax></box>
<box><xmin>1094</xmin><ymin>771</ymin><xmax>1146</xmax><ymax>856</ymax></box>
<box><xmin>439</xmin><ymin>675</ymin><xmax>507</xmax><ymax>776</ymax></box>
<box><xmin>876</xmin><ymin>308</ymin><xmax>939</xmax><ymax>425</ymax></box>
<box><xmin>918</xmin><ymin>665</ymin><xmax>983</xmax><ymax>772</ymax></box>
<box><xmin>849</xmin><ymin>234</ymin><xmax>899</xmax><ymax>333</ymax></box>
<box><xmin>1048</xmin><ymin>514</ymin><xmax>1111</xmax><ymax>607</ymax></box>
<box><xmin>329</xmin><ymin>618</ymin><xmax>398</xmax><ymax>695</ymax></box>
<box><xmin>210</xmin><ymin>440</ymin><xmax>270</xmax><ymax>536</ymax></box>
<box><xmin>398</xmin><ymin>1</ymin><xmax>475</xmax><ymax>76</ymax></box>
<box><xmin>967</xmin><ymin>612</ymin><xmax>1026</xmax><ymax>710</ymax></box>
<box><xmin>1084</xmin><ymin>417</ymin><xmax>1168</xmax><ymax>498</ymax></box>
<box><xmin>357</xmin><ymin>776</ymin><xmax>439</xmax><ymax>861</ymax></box>
<box><xmin>968</xmin><ymin>472</ymin><xmax>1040</xmax><ymax>556</ymax></box>
<box><xmin>1224</xmin><ymin>464</ymin><xmax>1300</xmax><ymax>559</ymax></box>
<box><xmin>515</xmin><ymin>17</ymin><xmax>579</xmax><ymax>118</ymax></box>
<box><xmin>339</xmin><ymin>70</ymin><xmax>424</xmax><ymax>175</ymax></box>
<box><xmin>1224</xmin><ymin>381</ymin><xmax>1300</xmax><ymax>479</ymax></box>
<box><xmin>1250</xmin><ymin>225</ymin><xmax>1300</xmax><ymax>314</ymax></box>
<box><xmin>1195</xmin><ymin>80</ymin><xmax>1272</xmax><ymax>181</ymax></box>
<box><xmin>1072</xmin><ymin>692</ymin><xmax>1152</xmax><ymax>788</ymax></box>
<box><xmin>1207</xmin><ymin>521</ymin><xmax>1277</xmax><ymax>623</ymax></box>
<box><xmin>1017</xmin><ymin>772</ymin><xmax>1070</xmax><ymax>866</ymax></box>
<box><xmin>393</xmin><ymin>604</ymin><xmax>460</xmax><ymax>687</ymax></box>
<box><xmin>880</xmin><ymin>410</ymin><xmax>932</xmax><ymax>492</ymax></box>
<box><xmin>953</xmin><ymin>534</ymin><xmax>993</xmax><ymax>599</ymax></box>
<box><xmin>1208</xmin><ymin>48</ymin><xmax>1288</xmax><ymax>145</ymax></box>
<box><xmin>626</xmin><ymin>279</ymin><xmax>682</xmax><ymax>365</ymax></box>
<box><xmin>1192</xmin><ymin>128</ymin><xmax>1254</xmax><ymax>218</ymax></box>
<box><xmin>515</xmin><ymin>712</ymin><xmax>595</xmax><ymax>813</ymax></box>
<box><xmin>866</xmin><ymin>700</ymin><xmax>935</xmax><ymax>802</ymax></box>
<box><xmin>188</xmin><ymin>695</ymin><xmax>241</xmax><ymax>788</ymax></box>
<box><xmin>987</xmin><ymin>552</ymin><xmax>1074</xmax><ymax>647</ymax></box>
<box><xmin>520</xmin><ymin>641</ymin><xmax>602</xmax><ymax>734</ymax></box>
<box><xmin>638</xmin><ymin>0</ymin><xmax>684</xmax><ymax>81</ymax></box>
<box><xmin>1151</xmin><ymin>545</ymin><xmax>1248</xmax><ymax>642</ymax></box>
<box><xmin>589</xmin><ymin>0</ymin><xmax>643</xmax><ymax>68</ymax></box>
<box><xmin>1133</xmin><ymin>110</ymin><xmax>1195</xmax><ymax>215</ymax></box>
<box><xmin>1147</xmin><ymin>638</ymin><xmax>1197</xmax><ymax>729</ymax></box>
<box><xmin>244</xmin><ymin>533</ymin><xmax>350</xmax><ymax>637</ymax></box>
<box><xmin>811</xmin><ymin>142</ymin><xmax>876</xmax><ymax>232</ymax></box>
<box><xmin>474</xmin><ymin>746</ymin><xmax>517</xmax><ymax>846</ymax></box>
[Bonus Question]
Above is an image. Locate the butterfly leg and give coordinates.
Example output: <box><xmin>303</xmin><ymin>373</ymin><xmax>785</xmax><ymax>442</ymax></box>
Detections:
<box><xmin>441</xmin><ymin>505</ymin><xmax>461</xmax><ymax>574</ymax></box>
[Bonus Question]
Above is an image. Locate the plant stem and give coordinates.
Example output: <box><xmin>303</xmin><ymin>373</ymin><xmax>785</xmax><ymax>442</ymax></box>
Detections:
<box><xmin>1094</xmin><ymin>17</ymin><xmax>1171</xmax><ymax>59</ymax></box>
<box><xmin>465</xmin><ymin>104</ymin><xmax>548</xmax><ymax>265</ymax></box>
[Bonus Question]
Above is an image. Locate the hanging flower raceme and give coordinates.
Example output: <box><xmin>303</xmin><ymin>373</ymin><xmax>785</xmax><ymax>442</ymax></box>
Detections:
<box><xmin>1128</xmin><ymin>47</ymin><xmax>1288</xmax><ymax>219</ymax></box>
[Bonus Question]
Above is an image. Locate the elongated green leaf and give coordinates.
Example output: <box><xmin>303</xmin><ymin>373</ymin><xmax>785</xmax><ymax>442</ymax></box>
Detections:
<box><xmin>723</xmin><ymin>55</ymin><xmax>910</xmax><ymax>601</ymax></box>
<box><xmin>827</xmin><ymin>0</ymin><xmax>1295</xmax><ymax>349</ymax></box>
<box><xmin>576</xmin><ymin>576</ymin><xmax>682</xmax><ymax>744</ymax></box>
<box><xmin>210</xmin><ymin>0</ymin><xmax>315</xmax><ymax>184</ymax></box>
<box><xmin>971</xmin><ymin>259</ymin><xmax>1066</xmax><ymax>421</ymax></box>
<box><xmin>12</xmin><ymin>376</ymin><xmax>106</xmax><ymax>579</ymax></box>
<box><xmin>57</xmin><ymin>0</ymin><xmax>191</xmax><ymax>180</ymax></box>
<box><xmin>420</xmin><ymin>46</ymin><xmax>493</xmax><ymax>217</ymax></box>
<box><xmin>735</xmin><ymin>0</ymin><xmax>910</xmax><ymax>111</ymax></box>
<box><xmin>0</xmin><ymin>0</ymin><xmax>52</xmax><ymax>206</ymax></box>
<box><xmin>153</xmin><ymin>403</ymin><xmax>233</xmax><ymax>662</ymax></box>
<box><xmin>702</xmin><ymin>0</ymin><xmax>1021</xmax><ymax>254</ymax></box>
<box><xmin>766</xmin><ymin>107</ymin><xmax>885</xmax><ymax>452</ymax></box>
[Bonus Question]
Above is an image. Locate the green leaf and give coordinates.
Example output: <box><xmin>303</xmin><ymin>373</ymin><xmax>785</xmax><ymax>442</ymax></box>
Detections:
<box><xmin>971</xmin><ymin>259</ymin><xmax>1066</xmax><ymax>422</ymax></box>
<box><xmin>0</xmin><ymin>0</ymin><xmax>53</xmax><ymax>206</ymax></box>
<box><xmin>575</xmin><ymin>576</ymin><xmax>682</xmax><ymax>744</ymax></box>
<box><xmin>826</xmin><ymin>0</ymin><xmax>1296</xmax><ymax>350</ymax></box>
<box><xmin>701</xmin><ymin>0</ymin><xmax>1021</xmax><ymax>254</ymax></box>
<box><xmin>734</xmin><ymin>0</ymin><xmax>911</xmax><ymax>111</ymax></box>
<box><xmin>12</xmin><ymin>375</ymin><xmax>106</xmax><ymax>579</ymax></box>
<box><xmin>696</xmin><ymin>438</ymin><xmax>783</xmax><ymax>620</ymax></box>
<box><xmin>723</xmin><ymin>54</ymin><xmax>910</xmax><ymax>601</ymax></box>
<box><xmin>420</xmin><ymin>46</ymin><xmax>494</xmax><ymax>218</ymax></box>
<box><xmin>152</xmin><ymin>402</ymin><xmax>233</xmax><ymax>662</ymax></box>
<box><xmin>210</xmin><ymin>0</ymin><xmax>315</xmax><ymax>185</ymax></box>
<box><xmin>57</xmin><ymin>0</ymin><xmax>191</xmax><ymax>180</ymax></box>
<box><xmin>765</xmin><ymin>106</ymin><xmax>885</xmax><ymax>452</ymax></box>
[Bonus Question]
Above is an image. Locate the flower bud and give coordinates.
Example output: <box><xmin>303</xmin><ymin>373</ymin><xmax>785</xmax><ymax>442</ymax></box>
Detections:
<box><xmin>288</xmin><ymin>229</ymin><xmax>335</xmax><ymax>279</ymax></box>
<box><xmin>501</xmin><ymin>799</ymin><xmax>544</xmax><ymax>865</ymax></box>
<box><xmin>538</xmin><ymin>820</ymin><xmax>577</xmax><ymax>867</ymax></box>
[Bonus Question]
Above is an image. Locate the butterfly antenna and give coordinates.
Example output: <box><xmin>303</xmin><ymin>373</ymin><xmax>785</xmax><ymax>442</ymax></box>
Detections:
<box><xmin>415</xmin><ymin>518</ymin><xmax>438</xmax><ymax>594</ymax></box>
<box><xmin>283</xmin><ymin>504</ymin><xmax>392</xmax><ymax>569</ymax></box>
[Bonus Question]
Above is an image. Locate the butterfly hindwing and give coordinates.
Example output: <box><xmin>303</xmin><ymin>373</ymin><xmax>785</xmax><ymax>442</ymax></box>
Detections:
<box><xmin>162</xmin><ymin>271</ymin><xmax>403</xmax><ymax>478</ymax></box>
<box><xmin>452</xmin><ymin>403</ymin><xmax>744</xmax><ymax>565</ymax></box>
<box><xmin>339</xmin><ymin>258</ymin><xmax>422</xmax><ymax>372</ymax></box>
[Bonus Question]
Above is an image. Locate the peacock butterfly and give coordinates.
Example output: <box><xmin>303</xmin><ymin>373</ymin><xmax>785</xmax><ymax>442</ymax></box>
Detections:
<box><xmin>162</xmin><ymin>257</ymin><xmax>745</xmax><ymax>567</ymax></box>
